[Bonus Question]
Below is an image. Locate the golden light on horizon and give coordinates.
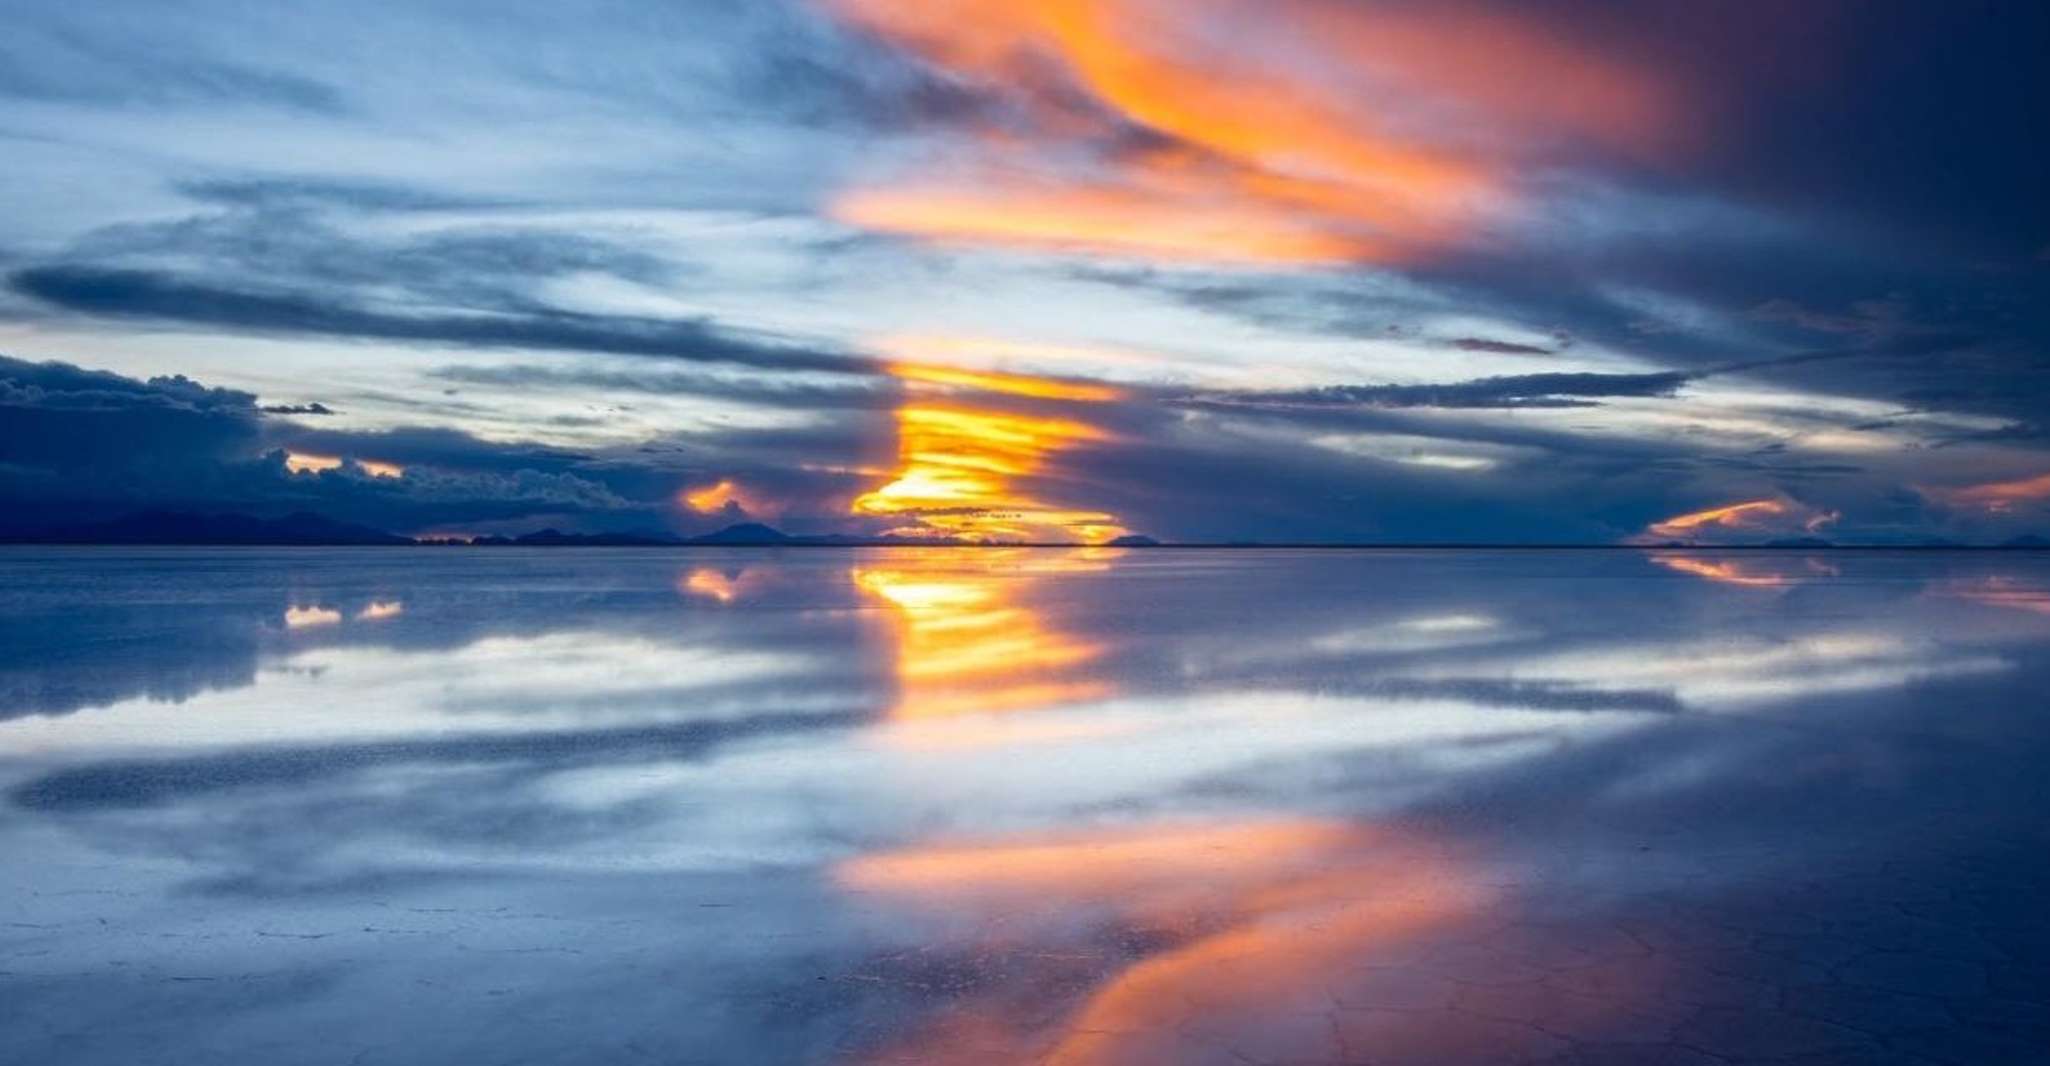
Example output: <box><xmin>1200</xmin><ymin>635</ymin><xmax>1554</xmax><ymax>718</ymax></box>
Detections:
<box><xmin>851</xmin><ymin>366</ymin><xmax>1129</xmax><ymax>544</ymax></box>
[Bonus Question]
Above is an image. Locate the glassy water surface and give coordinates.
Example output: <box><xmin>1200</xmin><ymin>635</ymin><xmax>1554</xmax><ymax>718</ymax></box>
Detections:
<box><xmin>2</xmin><ymin>547</ymin><xmax>2046</xmax><ymax>1064</ymax></box>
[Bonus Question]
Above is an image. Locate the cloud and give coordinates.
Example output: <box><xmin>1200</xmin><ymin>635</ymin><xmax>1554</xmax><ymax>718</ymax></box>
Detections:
<box><xmin>821</xmin><ymin>0</ymin><xmax>1686</xmax><ymax>264</ymax></box>
<box><xmin>1449</xmin><ymin>336</ymin><xmax>1559</xmax><ymax>356</ymax></box>
<box><xmin>1191</xmin><ymin>371</ymin><xmax>1691</xmax><ymax>411</ymax></box>
<box><xmin>261</xmin><ymin>402</ymin><xmax>335</xmax><ymax>416</ymax></box>
<box><xmin>11</xmin><ymin>266</ymin><xmax>872</xmax><ymax>375</ymax></box>
<box><xmin>0</xmin><ymin>355</ymin><xmax>710</xmax><ymax>535</ymax></box>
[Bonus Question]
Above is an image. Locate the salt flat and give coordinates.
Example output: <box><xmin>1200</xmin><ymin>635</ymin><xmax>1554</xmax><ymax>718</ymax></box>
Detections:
<box><xmin>2</xmin><ymin>547</ymin><xmax>2046</xmax><ymax>1065</ymax></box>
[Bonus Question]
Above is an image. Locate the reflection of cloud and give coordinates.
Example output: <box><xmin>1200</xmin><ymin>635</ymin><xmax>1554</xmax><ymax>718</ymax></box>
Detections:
<box><xmin>1650</xmin><ymin>553</ymin><xmax>1797</xmax><ymax>589</ymax></box>
<box><xmin>841</xmin><ymin>819</ymin><xmax>1495</xmax><ymax>1065</ymax></box>
<box><xmin>283</xmin><ymin>605</ymin><xmax>342</xmax><ymax>628</ymax></box>
<box><xmin>1937</xmin><ymin>575</ymin><xmax>2050</xmax><ymax>615</ymax></box>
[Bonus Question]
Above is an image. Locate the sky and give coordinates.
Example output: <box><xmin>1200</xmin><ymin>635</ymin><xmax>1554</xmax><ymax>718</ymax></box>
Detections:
<box><xmin>1</xmin><ymin>0</ymin><xmax>2047</xmax><ymax>544</ymax></box>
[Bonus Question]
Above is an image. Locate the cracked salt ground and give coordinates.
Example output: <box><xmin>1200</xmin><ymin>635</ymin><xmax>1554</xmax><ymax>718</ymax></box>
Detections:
<box><xmin>2</xmin><ymin>547</ymin><xmax>2048</xmax><ymax>1064</ymax></box>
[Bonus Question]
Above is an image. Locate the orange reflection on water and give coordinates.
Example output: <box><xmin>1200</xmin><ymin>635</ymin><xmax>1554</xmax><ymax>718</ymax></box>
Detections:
<box><xmin>679</xmin><ymin>567</ymin><xmax>770</xmax><ymax>605</ymax></box>
<box><xmin>282</xmin><ymin>605</ymin><xmax>341</xmax><ymax>629</ymax></box>
<box><xmin>854</xmin><ymin>551</ymin><xmax>1113</xmax><ymax>721</ymax></box>
<box><xmin>840</xmin><ymin>818</ymin><xmax>1492</xmax><ymax>1065</ymax></box>
<box><xmin>1652</xmin><ymin>554</ymin><xmax>1792</xmax><ymax>589</ymax></box>
<box><xmin>1942</xmin><ymin>575</ymin><xmax>2050</xmax><ymax>615</ymax></box>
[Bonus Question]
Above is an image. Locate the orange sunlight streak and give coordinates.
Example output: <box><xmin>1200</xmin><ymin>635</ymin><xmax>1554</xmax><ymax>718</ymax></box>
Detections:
<box><xmin>851</xmin><ymin>365</ymin><xmax>1128</xmax><ymax>544</ymax></box>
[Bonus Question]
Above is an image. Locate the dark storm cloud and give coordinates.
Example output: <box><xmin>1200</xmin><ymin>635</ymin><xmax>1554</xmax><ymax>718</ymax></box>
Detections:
<box><xmin>261</xmin><ymin>402</ymin><xmax>335</xmax><ymax>416</ymax></box>
<box><xmin>10</xmin><ymin>266</ymin><xmax>873</xmax><ymax>375</ymax></box>
<box><xmin>0</xmin><ymin>355</ymin><xmax>792</xmax><ymax>535</ymax></box>
<box><xmin>0</xmin><ymin>353</ymin><xmax>262</xmax><ymax>473</ymax></box>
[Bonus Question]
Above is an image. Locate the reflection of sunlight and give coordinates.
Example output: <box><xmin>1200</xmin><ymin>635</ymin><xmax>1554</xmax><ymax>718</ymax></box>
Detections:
<box><xmin>283</xmin><ymin>605</ymin><xmax>342</xmax><ymax>628</ymax></box>
<box><xmin>841</xmin><ymin>819</ymin><xmax>1492</xmax><ymax>1065</ymax></box>
<box><xmin>854</xmin><ymin>550</ymin><xmax>1114</xmax><ymax>725</ymax></box>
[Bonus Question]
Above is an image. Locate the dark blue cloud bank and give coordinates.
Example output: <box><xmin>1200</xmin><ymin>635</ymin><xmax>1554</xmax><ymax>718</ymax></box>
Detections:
<box><xmin>1</xmin><ymin>0</ymin><xmax>2047</xmax><ymax>544</ymax></box>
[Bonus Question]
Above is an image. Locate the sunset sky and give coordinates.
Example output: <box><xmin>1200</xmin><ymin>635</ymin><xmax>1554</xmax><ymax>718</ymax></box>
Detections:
<box><xmin>2</xmin><ymin>0</ymin><xmax>2047</xmax><ymax>543</ymax></box>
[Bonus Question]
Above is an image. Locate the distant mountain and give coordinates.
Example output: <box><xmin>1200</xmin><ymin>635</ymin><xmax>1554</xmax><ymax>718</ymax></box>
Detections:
<box><xmin>4</xmin><ymin>510</ymin><xmax>412</xmax><ymax>545</ymax></box>
<box><xmin>490</xmin><ymin>528</ymin><xmax>683</xmax><ymax>547</ymax></box>
<box><xmin>689</xmin><ymin>522</ymin><xmax>792</xmax><ymax>545</ymax></box>
<box><xmin>1107</xmin><ymin>533</ymin><xmax>1161</xmax><ymax>547</ymax></box>
<box><xmin>2000</xmin><ymin>534</ymin><xmax>2050</xmax><ymax>549</ymax></box>
<box><xmin>1761</xmin><ymin>536</ymin><xmax>1834</xmax><ymax>549</ymax></box>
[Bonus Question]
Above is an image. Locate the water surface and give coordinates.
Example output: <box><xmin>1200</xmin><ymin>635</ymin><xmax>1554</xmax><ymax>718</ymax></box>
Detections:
<box><xmin>2</xmin><ymin>548</ymin><xmax>2046</xmax><ymax>1064</ymax></box>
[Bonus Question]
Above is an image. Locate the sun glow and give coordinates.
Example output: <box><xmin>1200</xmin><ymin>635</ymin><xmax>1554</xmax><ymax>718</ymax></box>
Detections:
<box><xmin>852</xmin><ymin>366</ymin><xmax>1128</xmax><ymax>544</ymax></box>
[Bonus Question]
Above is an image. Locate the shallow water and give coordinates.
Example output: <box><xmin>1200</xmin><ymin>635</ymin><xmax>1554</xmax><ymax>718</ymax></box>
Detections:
<box><xmin>2</xmin><ymin>547</ymin><xmax>2046</xmax><ymax>1065</ymax></box>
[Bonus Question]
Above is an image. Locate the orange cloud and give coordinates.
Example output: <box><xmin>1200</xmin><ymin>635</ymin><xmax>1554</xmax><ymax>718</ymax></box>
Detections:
<box><xmin>1639</xmin><ymin>497</ymin><xmax>1840</xmax><ymax>544</ymax></box>
<box><xmin>1925</xmin><ymin>471</ymin><xmax>2050</xmax><ymax>514</ymax></box>
<box><xmin>824</xmin><ymin>0</ymin><xmax>1681</xmax><ymax>265</ymax></box>
<box><xmin>1646</xmin><ymin>499</ymin><xmax>1787</xmax><ymax>538</ymax></box>
<box><xmin>679</xmin><ymin>478</ymin><xmax>777</xmax><ymax>519</ymax></box>
<box><xmin>284</xmin><ymin>452</ymin><xmax>403</xmax><ymax>478</ymax></box>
